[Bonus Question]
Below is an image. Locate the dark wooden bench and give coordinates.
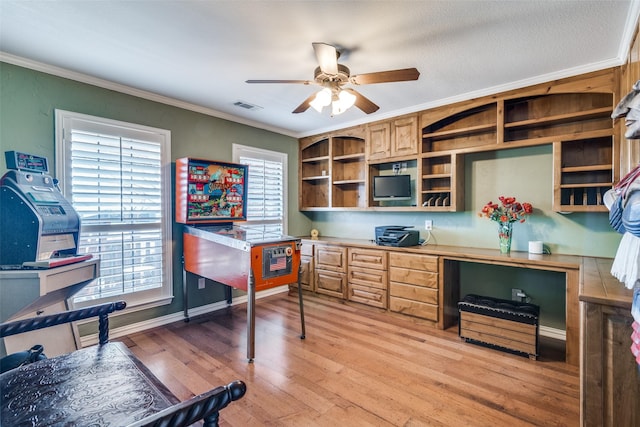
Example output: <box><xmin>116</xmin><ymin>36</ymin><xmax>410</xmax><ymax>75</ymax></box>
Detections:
<box><xmin>0</xmin><ymin>301</ymin><xmax>246</xmax><ymax>426</ymax></box>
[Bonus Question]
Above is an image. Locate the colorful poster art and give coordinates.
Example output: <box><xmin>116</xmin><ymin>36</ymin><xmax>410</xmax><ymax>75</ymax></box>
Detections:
<box><xmin>186</xmin><ymin>160</ymin><xmax>247</xmax><ymax>221</ymax></box>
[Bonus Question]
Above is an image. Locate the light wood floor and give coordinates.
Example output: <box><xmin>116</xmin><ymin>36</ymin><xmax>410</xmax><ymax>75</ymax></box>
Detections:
<box><xmin>118</xmin><ymin>291</ymin><xmax>579</xmax><ymax>427</ymax></box>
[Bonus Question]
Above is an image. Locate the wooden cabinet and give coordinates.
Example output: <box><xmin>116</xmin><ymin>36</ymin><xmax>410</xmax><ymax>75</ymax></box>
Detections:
<box><xmin>367</xmin><ymin>121</ymin><xmax>390</xmax><ymax>161</ymax></box>
<box><xmin>388</xmin><ymin>252</ymin><xmax>439</xmax><ymax>321</ymax></box>
<box><xmin>300</xmin><ymin>70</ymin><xmax>619</xmax><ymax>213</ymax></box>
<box><xmin>331</xmin><ymin>135</ymin><xmax>366</xmax><ymax>208</ymax></box>
<box><xmin>367</xmin><ymin>114</ymin><xmax>418</xmax><ymax>161</ymax></box>
<box><xmin>419</xmin><ymin>152</ymin><xmax>464</xmax><ymax>211</ymax></box>
<box><xmin>299</xmin><ymin>136</ymin><xmax>330</xmax><ymax>209</ymax></box>
<box><xmin>347</xmin><ymin>248</ymin><xmax>388</xmax><ymax>308</ymax></box>
<box><xmin>581</xmin><ymin>301</ymin><xmax>639</xmax><ymax>426</ymax></box>
<box><xmin>315</xmin><ymin>244</ymin><xmax>347</xmax><ymax>298</ymax></box>
<box><xmin>552</xmin><ymin>133</ymin><xmax>616</xmax><ymax>212</ymax></box>
<box><xmin>290</xmin><ymin>242</ymin><xmax>314</xmax><ymax>293</ymax></box>
<box><xmin>503</xmin><ymin>93</ymin><xmax>616</xmax><ymax>212</ymax></box>
<box><xmin>300</xmin><ymin>127</ymin><xmax>366</xmax><ymax>210</ymax></box>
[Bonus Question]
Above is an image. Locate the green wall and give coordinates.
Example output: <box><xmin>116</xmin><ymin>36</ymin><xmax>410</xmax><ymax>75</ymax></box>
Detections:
<box><xmin>1</xmin><ymin>62</ymin><xmax>623</xmax><ymax>332</ymax></box>
<box><xmin>0</xmin><ymin>62</ymin><xmax>311</xmax><ymax>328</ymax></box>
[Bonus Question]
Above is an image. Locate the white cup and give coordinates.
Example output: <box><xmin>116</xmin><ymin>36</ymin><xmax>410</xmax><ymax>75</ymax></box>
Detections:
<box><xmin>528</xmin><ymin>241</ymin><xmax>543</xmax><ymax>254</ymax></box>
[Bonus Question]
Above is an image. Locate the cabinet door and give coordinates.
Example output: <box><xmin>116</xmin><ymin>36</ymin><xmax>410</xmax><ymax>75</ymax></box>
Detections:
<box><xmin>315</xmin><ymin>269</ymin><xmax>346</xmax><ymax>298</ymax></box>
<box><xmin>367</xmin><ymin>122</ymin><xmax>391</xmax><ymax>160</ymax></box>
<box><xmin>582</xmin><ymin>302</ymin><xmax>640</xmax><ymax>426</ymax></box>
<box><xmin>315</xmin><ymin>245</ymin><xmax>347</xmax><ymax>272</ymax></box>
<box><xmin>391</xmin><ymin>115</ymin><xmax>418</xmax><ymax>157</ymax></box>
<box><xmin>299</xmin><ymin>255</ymin><xmax>314</xmax><ymax>291</ymax></box>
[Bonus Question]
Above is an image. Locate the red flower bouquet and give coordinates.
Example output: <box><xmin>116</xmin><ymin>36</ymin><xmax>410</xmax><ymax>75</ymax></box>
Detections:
<box><xmin>479</xmin><ymin>196</ymin><xmax>533</xmax><ymax>253</ymax></box>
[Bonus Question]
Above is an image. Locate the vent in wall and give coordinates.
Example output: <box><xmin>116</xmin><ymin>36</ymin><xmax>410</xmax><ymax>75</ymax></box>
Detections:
<box><xmin>233</xmin><ymin>101</ymin><xmax>263</xmax><ymax>111</ymax></box>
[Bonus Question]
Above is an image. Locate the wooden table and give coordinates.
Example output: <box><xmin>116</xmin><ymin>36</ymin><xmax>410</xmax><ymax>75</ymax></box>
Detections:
<box><xmin>1</xmin><ymin>342</ymin><xmax>177</xmax><ymax>425</ymax></box>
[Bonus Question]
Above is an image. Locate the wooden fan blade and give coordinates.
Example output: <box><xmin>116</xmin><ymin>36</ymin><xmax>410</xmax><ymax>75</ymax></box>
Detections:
<box><xmin>292</xmin><ymin>92</ymin><xmax>318</xmax><ymax>114</ymax></box>
<box><xmin>312</xmin><ymin>42</ymin><xmax>338</xmax><ymax>75</ymax></box>
<box><xmin>349</xmin><ymin>68</ymin><xmax>420</xmax><ymax>85</ymax></box>
<box><xmin>344</xmin><ymin>88</ymin><xmax>379</xmax><ymax>114</ymax></box>
<box><xmin>246</xmin><ymin>79</ymin><xmax>314</xmax><ymax>85</ymax></box>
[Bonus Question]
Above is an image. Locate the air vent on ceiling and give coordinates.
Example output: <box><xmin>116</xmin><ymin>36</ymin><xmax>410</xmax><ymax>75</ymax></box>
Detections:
<box><xmin>233</xmin><ymin>101</ymin><xmax>263</xmax><ymax>111</ymax></box>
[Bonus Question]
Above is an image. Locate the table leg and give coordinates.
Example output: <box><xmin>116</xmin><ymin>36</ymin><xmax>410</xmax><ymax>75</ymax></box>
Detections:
<box><xmin>297</xmin><ymin>265</ymin><xmax>306</xmax><ymax>339</ymax></box>
<box><xmin>182</xmin><ymin>257</ymin><xmax>189</xmax><ymax>322</ymax></box>
<box><xmin>247</xmin><ymin>271</ymin><xmax>255</xmax><ymax>362</ymax></box>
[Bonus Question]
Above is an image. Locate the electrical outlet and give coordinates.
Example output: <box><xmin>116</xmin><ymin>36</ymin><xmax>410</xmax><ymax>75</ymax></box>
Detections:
<box><xmin>511</xmin><ymin>288</ymin><xmax>523</xmax><ymax>301</ymax></box>
<box><xmin>425</xmin><ymin>219</ymin><xmax>433</xmax><ymax>230</ymax></box>
<box><xmin>198</xmin><ymin>277</ymin><xmax>206</xmax><ymax>289</ymax></box>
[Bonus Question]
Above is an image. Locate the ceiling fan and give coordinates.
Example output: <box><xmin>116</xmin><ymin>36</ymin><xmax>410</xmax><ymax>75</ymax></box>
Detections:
<box><xmin>246</xmin><ymin>42</ymin><xmax>420</xmax><ymax>116</ymax></box>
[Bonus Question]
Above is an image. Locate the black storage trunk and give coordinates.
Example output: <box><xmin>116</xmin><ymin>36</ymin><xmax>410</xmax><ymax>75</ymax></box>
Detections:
<box><xmin>458</xmin><ymin>294</ymin><xmax>540</xmax><ymax>360</ymax></box>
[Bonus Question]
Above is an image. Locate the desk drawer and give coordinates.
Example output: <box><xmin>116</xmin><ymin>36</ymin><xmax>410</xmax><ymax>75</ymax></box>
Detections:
<box><xmin>389</xmin><ymin>282</ymin><xmax>438</xmax><ymax>304</ymax></box>
<box><xmin>348</xmin><ymin>248</ymin><xmax>387</xmax><ymax>270</ymax></box>
<box><xmin>389</xmin><ymin>252</ymin><xmax>438</xmax><ymax>272</ymax></box>
<box><xmin>348</xmin><ymin>266</ymin><xmax>387</xmax><ymax>290</ymax></box>
<box><xmin>316</xmin><ymin>245</ymin><xmax>347</xmax><ymax>273</ymax></box>
<box><xmin>389</xmin><ymin>296</ymin><xmax>438</xmax><ymax>321</ymax></box>
<box><xmin>348</xmin><ymin>283</ymin><xmax>387</xmax><ymax>309</ymax></box>
<box><xmin>389</xmin><ymin>267</ymin><xmax>437</xmax><ymax>288</ymax></box>
<box><xmin>315</xmin><ymin>269</ymin><xmax>346</xmax><ymax>298</ymax></box>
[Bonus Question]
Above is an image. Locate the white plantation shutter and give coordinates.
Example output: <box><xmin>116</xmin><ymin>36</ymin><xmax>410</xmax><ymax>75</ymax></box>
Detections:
<box><xmin>233</xmin><ymin>144</ymin><xmax>287</xmax><ymax>234</ymax></box>
<box><xmin>55</xmin><ymin>110</ymin><xmax>172</xmax><ymax>307</ymax></box>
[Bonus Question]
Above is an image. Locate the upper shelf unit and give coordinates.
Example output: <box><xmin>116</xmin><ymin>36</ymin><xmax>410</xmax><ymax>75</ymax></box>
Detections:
<box><xmin>503</xmin><ymin>93</ymin><xmax>614</xmax><ymax>145</ymax></box>
<box><xmin>299</xmin><ymin>69</ymin><xmax>619</xmax><ymax>213</ymax></box>
<box><xmin>300</xmin><ymin>127</ymin><xmax>367</xmax><ymax>210</ymax></box>
<box><xmin>421</xmin><ymin>103</ymin><xmax>498</xmax><ymax>153</ymax></box>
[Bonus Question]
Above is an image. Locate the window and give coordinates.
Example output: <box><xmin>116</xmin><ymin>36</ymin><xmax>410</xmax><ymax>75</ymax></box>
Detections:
<box><xmin>55</xmin><ymin>110</ymin><xmax>172</xmax><ymax>308</ymax></box>
<box><xmin>233</xmin><ymin>144</ymin><xmax>287</xmax><ymax>234</ymax></box>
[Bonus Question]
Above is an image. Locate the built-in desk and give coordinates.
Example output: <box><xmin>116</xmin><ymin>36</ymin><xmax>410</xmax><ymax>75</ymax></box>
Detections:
<box><xmin>302</xmin><ymin>237</ymin><xmax>615</xmax><ymax>367</ymax></box>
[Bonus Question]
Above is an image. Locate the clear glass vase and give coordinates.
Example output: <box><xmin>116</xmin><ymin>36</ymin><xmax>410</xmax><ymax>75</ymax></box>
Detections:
<box><xmin>497</xmin><ymin>221</ymin><xmax>513</xmax><ymax>254</ymax></box>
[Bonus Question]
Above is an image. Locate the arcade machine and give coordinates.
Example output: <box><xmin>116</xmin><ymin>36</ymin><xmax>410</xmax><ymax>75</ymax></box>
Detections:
<box><xmin>0</xmin><ymin>151</ymin><xmax>99</xmax><ymax>357</ymax></box>
<box><xmin>176</xmin><ymin>157</ymin><xmax>305</xmax><ymax>361</ymax></box>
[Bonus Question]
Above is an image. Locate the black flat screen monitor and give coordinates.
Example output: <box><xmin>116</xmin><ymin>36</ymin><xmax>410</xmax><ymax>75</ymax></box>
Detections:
<box><xmin>373</xmin><ymin>174</ymin><xmax>412</xmax><ymax>201</ymax></box>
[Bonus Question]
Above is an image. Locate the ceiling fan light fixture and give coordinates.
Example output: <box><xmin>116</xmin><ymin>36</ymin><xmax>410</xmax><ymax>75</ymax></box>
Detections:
<box><xmin>310</xmin><ymin>88</ymin><xmax>332</xmax><ymax>112</ymax></box>
<box><xmin>331</xmin><ymin>89</ymin><xmax>357</xmax><ymax>116</ymax></box>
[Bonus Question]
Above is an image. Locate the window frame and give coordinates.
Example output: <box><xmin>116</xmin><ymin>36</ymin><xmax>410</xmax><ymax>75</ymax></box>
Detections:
<box><xmin>55</xmin><ymin>109</ymin><xmax>173</xmax><ymax>310</ymax></box>
<box><xmin>232</xmin><ymin>143</ymin><xmax>288</xmax><ymax>234</ymax></box>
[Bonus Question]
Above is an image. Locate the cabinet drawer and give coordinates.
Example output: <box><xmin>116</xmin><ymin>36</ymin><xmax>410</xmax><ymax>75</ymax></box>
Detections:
<box><xmin>348</xmin><ymin>248</ymin><xmax>387</xmax><ymax>270</ymax></box>
<box><xmin>315</xmin><ymin>269</ymin><xmax>346</xmax><ymax>298</ymax></box>
<box><xmin>301</xmin><ymin>242</ymin><xmax>314</xmax><ymax>257</ymax></box>
<box><xmin>348</xmin><ymin>266</ymin><xmax>387</xmax><ymax>290</ymax></box>
<box><xmin>316</xmin><ymin>245</ymin><xmax>347</xmax><ymax>272</ymax></box>
<box><xmin>389</xmin><ymin>282</ymin><xmax>438</xmax><ymax>304</ymax></box>
<box><xmin>348</xmin><ymin>283</ymin><xmax>387</xmax><ymax>309</ymax></box>
<box><xmin>389</xmin><ymin>267</ymin><xmax>438</xmax><ymax>288</ymax></box>
<box><xmin>389</xmin><ymin>296</ymin><xmax>438</xmax><ymax>321</ymax></box>
<box><xmin>389</xmin><ymin>252</ymin><xmax>438</xmax><ymax>272</ymax></box>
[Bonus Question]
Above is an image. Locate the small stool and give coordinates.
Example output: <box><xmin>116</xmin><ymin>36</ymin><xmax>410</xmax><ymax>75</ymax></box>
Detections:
<box><xmin>458</xmin><ymin>294</ymin><xmax>540</xmax><ymax>360</ymax></box>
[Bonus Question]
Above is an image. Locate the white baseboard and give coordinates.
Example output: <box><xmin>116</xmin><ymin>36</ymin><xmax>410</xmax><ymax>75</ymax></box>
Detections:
<box><xmin>79</xmin><ymin>285</ymin><xmax>290</xmax><ymax>347</ymax></box>
<box><xmin>539</xmin><ymin>325</ymin><xmax>566</xmax><ymax>341</ymax></box>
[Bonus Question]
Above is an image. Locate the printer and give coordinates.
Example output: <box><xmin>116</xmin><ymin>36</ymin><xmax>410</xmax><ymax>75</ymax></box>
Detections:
<box><xmin>375</xmin><ymin>226</ymin><xmax>420</xmax><ymax>247</ymax></box>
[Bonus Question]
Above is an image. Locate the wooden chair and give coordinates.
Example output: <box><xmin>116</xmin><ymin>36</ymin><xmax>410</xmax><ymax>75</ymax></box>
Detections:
<box><xmin>0</xmin><ymin>301</ymin><xmax>246</xmax><ymax>427</ymax></box>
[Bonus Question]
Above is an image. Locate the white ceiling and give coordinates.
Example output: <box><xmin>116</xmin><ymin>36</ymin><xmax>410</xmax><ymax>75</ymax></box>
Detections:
<box><xmin>1</xmin><ymin>1</ymin><xmax>639</xmax><ymax>138</ymax></box>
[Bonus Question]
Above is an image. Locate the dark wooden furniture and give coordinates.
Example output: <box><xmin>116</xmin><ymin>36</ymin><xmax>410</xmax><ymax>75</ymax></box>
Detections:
<box><xmin>0</xmin><ymin>302</ymin><xmax>246</xmax><ymax>427</ymax></box>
